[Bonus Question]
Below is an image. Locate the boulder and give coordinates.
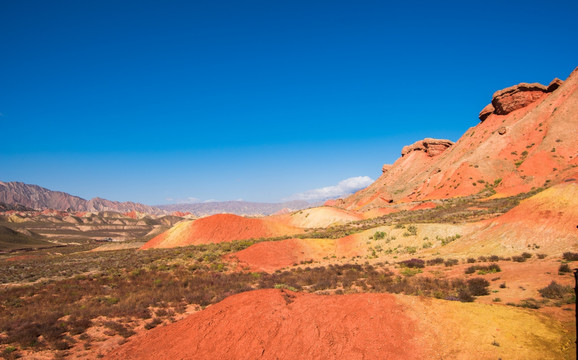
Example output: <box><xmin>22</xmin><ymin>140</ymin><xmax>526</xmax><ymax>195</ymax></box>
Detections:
<box><xmin>401</xmin><ymin>138</ymin><xmax>454</xmax><ymax>157</ymax></box>
<box><xmin>491</xmin><ymin>82</ymin><xmax>547</xmax><ymax>115</ymax></box>
<box><xmin>382</xmin><ymin>164</ymin><xmax>392</xmax><ymax>173</ymax></box>
<box><xmin>479</xmin><ymin>103</ymin><xmax>495</xmax><ymax>122</ymax></box>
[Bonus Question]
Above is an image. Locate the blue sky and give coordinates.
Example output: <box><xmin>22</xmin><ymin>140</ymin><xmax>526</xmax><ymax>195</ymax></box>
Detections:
<box><xmin>1</xmin><ymin>0</ymin><xmax>577</xmax><ymax>204</ymax></box>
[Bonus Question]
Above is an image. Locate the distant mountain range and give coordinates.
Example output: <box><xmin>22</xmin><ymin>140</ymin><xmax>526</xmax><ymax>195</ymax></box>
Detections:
<box><xmin>0</xmin><ymin>181</ymin><xmax>313</xmax><ymax>216</ymax></box>
<box><xmin>156</xmin><ymin>200</ymin><xmax>311</xmax><ymax>216</ymax></box>
<box><xmin>0</xmin><ymin>181</ymin><xmax>165</xmax><ymax>215</ymax></box>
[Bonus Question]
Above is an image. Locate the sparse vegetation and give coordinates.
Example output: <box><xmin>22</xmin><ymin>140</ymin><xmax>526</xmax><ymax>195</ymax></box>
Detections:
<box><xmin>465</xmin><ymin>264</ymin><xmax>501</xmax><ymax>275</ymax></box>
<box><xmin>558</xmin><ymin>264</ymin><xmax>571</xmax><ymax>274</ymax></box>
<box><xmin>538</xmin><ymin>281</ymin><xmax>574</xmax><ymax>300</ymax></box>
<box><xmin>562</xmin><ymin>252</ymin><xmax>578</xmax><ymax>261</ymax></box>
<box><xmin>511</xmin><ymin>255</ymin><xmax>527</xmax><ymax>263</ymax></box>
<box><xmin>399</xmin><ymin>258</ymin><xmax>425</xmax><ymax>268</ymax></box>
<box><xmin>0</xmin><ymin>255</ymin><xmax>499</xmax><ymax>350</ymax></box>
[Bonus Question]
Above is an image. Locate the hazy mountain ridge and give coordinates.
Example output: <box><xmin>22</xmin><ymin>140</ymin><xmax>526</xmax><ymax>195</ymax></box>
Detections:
<box><xmin>157</xmin><ymin>200</ymin><xmax>311</xmax><ymax>216</ymax></box>
<box><xmin>0</xmin><ymin>181</ymin><xmax>314</xmax><ymax>217</ymax></box>
<box><xmin>0</xmin><ymin>181</ymin><xmax>165</xmax><ymax>215</ymax></box>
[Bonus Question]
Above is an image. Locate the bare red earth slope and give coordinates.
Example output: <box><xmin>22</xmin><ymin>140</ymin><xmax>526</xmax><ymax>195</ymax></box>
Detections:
<box><xmin>105</xmin><ymin>289</ymin><xmax>421</xmax><ymax>360</ymax></box>
<box><xmin>337</xmin><ymin>68</ymin><xmax>578</xmax><ymax>211</ymax></box>
<box><xmin>141</xmin><ymin>213</ymin><xmax>301</xmax><ymax>249</ymax></box>
<box><xmin>106</xmin><ymin>289</ymin><xmax>571</xmax><ymax>360</ymax></box>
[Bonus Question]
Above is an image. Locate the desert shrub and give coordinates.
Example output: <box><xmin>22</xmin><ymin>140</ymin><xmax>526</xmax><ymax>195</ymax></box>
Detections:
<box><xmin>406</xmin><ymin>225</ymin><xmax>418</xmax><ymax>236</ymax></box>
<box><xmin>457</xmin><ymin>289</ymin><xmax>474</xmax><ymax>302</ymax></box>
<box><xmin>68</xmin><ymin>316</ymin><xmax>92</xmax><ymax>335</ymax></box>
<box><xmin>465</xmin><ymin>264</ymin><xmax>500</xmax><ymax>275</ymax></box>
<box><xmin>103</xmin><ymin>321</ymin><xmax>135</xmax><ymax>338</ymax></box>
<box><xmin>518</xmin><ymin>298</ymin><xmax>541</xmax><ymax>309</ymax></box>
<box><xmin>404</xmin><ymin>246</ymin><xmax>417</xmax><ymax>254</ymax></box>
<box><xmin>467</xmin><ymin>278</ymin><xmax>490</xmax><ymax>296</ymax></box>
<box><xmin>538</xmin><ymin>281</ymin><xmax>573</xmax><ymax>299</ymax></box>
<box><xmin>477</xmin><ymin>256</ymin><xmax>487</xmax><ymax>262</ymax></box>
<box><xmin>537</xmin><ymin>254</ymin><xmax>547</xmax><ymax>259</ymax></box>
<box><xmin>467</xmin><ymin>258</ymin><xmax>476</xmax><ymax>263</ymax></box>
<box><xmin>444</xmin><ymin>259</ymin><xmax>459</xmax><ymax>267</ymax></box>
<box><xmin>488</xmin><ymin>255</ymin><xmax>500</xmax><ymax>262</ymax></box>
<box><xmin>562</xmin><ymin>252</ymin><xmax>578</xmax><ymax>261</ymax></box>
<box><xmin>426</xmin><ymin>257</ymin><xmax>444</xmax><ymax>266</ymax></box>
<box><xmin>399</xmin><ymin>259</ymin><xmax>425</xmax><ymax>269</ymax></box>
<box><xmin>439</xmin><ymin>234</ymin><xmax>461</xmax><ymax>246</ymax></box>
<box><xmin>1</xmin><ymin>346</ymin><xmax>20</xmax><ymax>360</ymax></box>
<box><xmin>521</xmin><ymin>252</ymin><xmax>532</xmax><ymax>259</ymax></box>
<box><xmin>511</xmin><ymin>255</ymin><xmax>526</xmax><ymax>262</ymax></box>
<box><xmin>400</xmin><ymin>268</ymin><xmax>422</xmax><ymax>277</ymax></box>
<box><xmin>559</xmin><ymin>264</ymin><xmax>571</xmax><ymax>274</ymax></box>
<box><xmin>144</xmin><ymin>318</ymin><xmax>163</xmax><ymax>330</ymax></box>
<box><xmin>373</xmin><ymin>231</ymin><xmax>386</xmax><ymax>240</ymax></box>
<box><xmin>499</xmin><ymin>282</ymin><xmax>506</xmax><ymax>288</ymax></box>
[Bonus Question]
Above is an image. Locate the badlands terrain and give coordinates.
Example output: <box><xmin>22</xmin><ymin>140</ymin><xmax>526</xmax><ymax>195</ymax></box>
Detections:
<box><xmin>1</xmin><ymin>68</ymin><xmax>577</xmax><ymax>359</ymax></box>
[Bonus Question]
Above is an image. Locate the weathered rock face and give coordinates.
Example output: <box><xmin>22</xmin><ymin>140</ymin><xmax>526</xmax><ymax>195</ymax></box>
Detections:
<box><xmin>401</xmin><ymin>138</ymin><xmax>454</xmax><ymax>157</ymax></box>
<box><xmin>479</xmin><ymin>78</ymin><xmax>565</xmax><ymax>121</ymax></box>
<box><xmin>491</xmin><ymin>82</ymin><xmax>548</xmax><ymax>115</ymax></box>
<box><xmin>547</xmin><ymin>78</ymin><xmax>563</xmax><ymax>92</ymax></box>
<box><xmin>478</xmin><ymin>103</ymin><xmax>495</xmax><ymax>122</ymax></box>
<box><xmin>382</xmin><ymin>164</ymin><xmax>392</xmax><ymax>173</ymax></box>
<box><xmin>338</xmin><ymin>67</ymin><xmax>577</xmax><ymax>211</ymax></box>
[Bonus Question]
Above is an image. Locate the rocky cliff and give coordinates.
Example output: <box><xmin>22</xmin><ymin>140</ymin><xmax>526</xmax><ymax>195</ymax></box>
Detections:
<box><xmin>336</xmin><ymin>67</ymin><xmax>578</xmax><ymax>211</ymax></box>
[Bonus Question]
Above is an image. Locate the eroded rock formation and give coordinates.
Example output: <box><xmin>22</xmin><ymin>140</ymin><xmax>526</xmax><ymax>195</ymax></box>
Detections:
<box><xmin>401</xmin><ymin>138</ymin><xmax>454</xmax><ymax>157</ymax></box>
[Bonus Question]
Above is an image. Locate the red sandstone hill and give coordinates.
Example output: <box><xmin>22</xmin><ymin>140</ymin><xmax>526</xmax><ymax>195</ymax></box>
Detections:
<box><xmin>335</xmin><ymin>67</ymin><xmax>578</xmax><ymax>211</ymax></box>
<box><xmin>141</xmin><ymin>213</ymin><xmax>302</xmax><ymax>249</ymax></box>
<box><xmin>105</xmin><ymin>289</ymin><xmax>569</xmax><ymax>360</ymax></box>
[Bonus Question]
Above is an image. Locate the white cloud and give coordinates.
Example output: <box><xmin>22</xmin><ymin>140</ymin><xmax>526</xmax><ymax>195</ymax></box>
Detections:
<box><xmin>284</xmin><ymin>176</ymin><xmax>374</xmax><ymax>202</ymax></box>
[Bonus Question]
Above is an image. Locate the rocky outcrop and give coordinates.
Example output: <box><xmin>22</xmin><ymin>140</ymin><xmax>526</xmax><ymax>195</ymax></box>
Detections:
<box><xmin>479</xmin><ymin>78</ymin><xmax>565</xmax><ymax>121</ymax></box>
<box><xmin>492</xmin><ymin>82</ymin><xmax>548</xmax><ymax>115</ymax></box>
<box><xmin>478</xmin><ymin>103</ymin><xmax>495</xmax><ymax>122</ymax></box>
<box><xmin>401</xmin><ymin>138</ymin><xmax>454</xmax><ymax>157</ymax></box>
<box><xmin>547</xmin><ymin>78</ymin><xmax>563</xmax><ymax>92</ymax></box>
<box><xmin>339</xmin><ymin>67</ymin><xmax>578</xmax><ymax>211</ymax></box>
<box><xmin>382</xmin><ymin>164</ymin><xmax>392</xmax><ymax>173</ymax></box>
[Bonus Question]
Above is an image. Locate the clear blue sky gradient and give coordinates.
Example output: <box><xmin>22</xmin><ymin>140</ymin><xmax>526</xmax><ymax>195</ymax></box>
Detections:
<box><xmin>1</xmin><ymin>0</ymin><xmax>577</xmax><ymax>204</ymax></box>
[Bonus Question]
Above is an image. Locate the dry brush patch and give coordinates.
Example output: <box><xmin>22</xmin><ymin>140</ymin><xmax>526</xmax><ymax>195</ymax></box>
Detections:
<box><xmin>1</xmin><ymin>258</ymin><xmax>494</xmax><ymax>353</ymax></box>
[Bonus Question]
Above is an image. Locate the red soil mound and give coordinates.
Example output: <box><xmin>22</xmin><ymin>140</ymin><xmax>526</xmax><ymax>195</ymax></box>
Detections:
<box><xmin>105</xmin><ymin>289</ymin><xmax>571</xmax><ymax>359</ymax></box>
<box><xmin>142</xmin><ymin>214</ymin><xmax>301</xmax><ymax>249</ymax></box>
<box><xmin>340</xmin><ymin>67</ymin><xmax>578</xmax><ymax>210</ymax></box>
<box><xmin>105</xmin><ymin>289</ymin><xmax>421</xmax><ymax>360</ymax></box>
<box><xmin>227</xmin><ymin>238</ymin><xmax>307</xmax><ymax>271</ymax></box>
<box><xmin>228</xmin><ymin>235</ymin><xmax>366</xmax><ymax>272</ymax></box>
